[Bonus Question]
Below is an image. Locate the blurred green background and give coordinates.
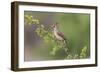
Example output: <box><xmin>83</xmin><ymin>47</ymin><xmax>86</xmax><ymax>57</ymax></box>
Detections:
<box><xmin>24</xmin><ymin>11</ymin><xmax>90</xmax><ymax>61</ymax></box>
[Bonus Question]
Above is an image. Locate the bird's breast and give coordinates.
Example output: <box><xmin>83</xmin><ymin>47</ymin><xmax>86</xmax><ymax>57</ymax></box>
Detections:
<box><xmin>54</xmin><ymin>31</ymin><xmax>63</xmax><ymax>40</ymax></box>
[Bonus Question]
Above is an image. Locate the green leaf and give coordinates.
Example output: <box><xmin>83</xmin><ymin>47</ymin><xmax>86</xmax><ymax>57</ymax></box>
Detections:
<box><xmin>80</xmin><ymin>46</ymin><xmax>87</xmax><ymax>58</ymax></box>
<box><xmin>65</xmin><ymin>54</ymin><xmax>73</xmax><ymax>59</ymax></box>
<box><xmin>50</xmin><ymin>46</ymin><xmax>60</xmax><ymax>55</ymax></box>
<box><xmin>24</xmin><ymin>14</ymin><xmax>40</xmax><ymax>26</ymax></box>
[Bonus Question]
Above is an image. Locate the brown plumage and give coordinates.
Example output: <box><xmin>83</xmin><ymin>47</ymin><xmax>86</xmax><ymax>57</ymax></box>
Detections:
<box><xmin>52</xmin><ymin>23</ymin><xmax>68</xmax><ymax>52</ymax></box>
<box><xmin>52</xmin><ymin>23</ymin><xmax>67</xmax><ymax>43</ymax></box>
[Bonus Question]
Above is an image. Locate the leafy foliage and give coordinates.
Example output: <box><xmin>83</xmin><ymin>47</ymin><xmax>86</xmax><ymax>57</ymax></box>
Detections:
<box><xmin>24</xmin><ymin>14</ymin><xmax>89</xmax><ymax>59</ymax></box>
<box><xmin>24</xmin><ymin>15</ymin><xmax>39</xmax><ymax>26</ymax></box>
<box><xmin>80</xmin><ymin>46</ymin><xmax>88</xmax><ymax>59</ymax></box>
<box><xmin>65</xmin><ymin>46</ymin><xmax>88</xmax><ymax>59</ymax></box>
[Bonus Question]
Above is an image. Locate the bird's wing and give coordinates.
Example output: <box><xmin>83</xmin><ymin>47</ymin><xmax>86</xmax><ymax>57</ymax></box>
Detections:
<box><xmin>57</xmin><ymin>31</ymin><xmax>66</xmax><ymax>40</ymax></box>
<box><xmin>57</xmin><ymin>31</ymin><xmax>69</xmax><ymax>45</ymax></box>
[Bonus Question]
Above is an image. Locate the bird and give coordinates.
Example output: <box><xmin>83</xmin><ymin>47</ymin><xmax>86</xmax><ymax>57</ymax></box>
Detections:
<box><xmin>52</xmin><ymin>22</ymin><xmax>68</xmax><ymax>52</ymax></box>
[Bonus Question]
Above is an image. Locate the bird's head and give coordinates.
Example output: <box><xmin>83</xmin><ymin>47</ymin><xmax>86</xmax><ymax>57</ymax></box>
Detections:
<box><xmin>52</xmin><ymin>22</ymin><xmax>58</xmax><ymax>28</ymax></box>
